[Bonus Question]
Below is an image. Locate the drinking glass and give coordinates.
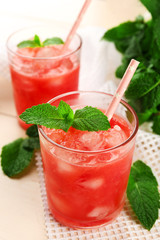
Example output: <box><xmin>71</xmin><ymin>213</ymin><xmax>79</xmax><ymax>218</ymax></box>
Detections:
<box><xmin>38</xmin><ymin>91</ymin><xmax>138</xmax><ymax>229</ymax></box>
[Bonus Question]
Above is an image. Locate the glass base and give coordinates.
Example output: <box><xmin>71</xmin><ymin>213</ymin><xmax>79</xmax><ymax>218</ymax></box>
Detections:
<box><xmin>49</xmin><ymin>200</ymin><xmax>125</xmax><ymax>229</ymax></box>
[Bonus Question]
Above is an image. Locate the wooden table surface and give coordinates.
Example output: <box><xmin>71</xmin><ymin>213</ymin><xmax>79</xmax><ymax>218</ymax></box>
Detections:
<box><xmin>0</xmin><ymin>1</ymin><xmax>146</xmax><ymax>239</ymax></box>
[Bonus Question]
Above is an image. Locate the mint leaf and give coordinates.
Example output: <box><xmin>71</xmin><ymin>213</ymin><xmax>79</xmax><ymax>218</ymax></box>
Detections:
<box><xmin>137</xmin><ymin>109</ymin><xmax>157</xmax><ymax>125</ymax></box>
<box><xmin>1</xmin><ymin>138</ymin><xmax>34</xmax><ymax>177</ymax></box>
<box><xmin>20</xmin><ymin>101</ymin><xmax>111</xmax><ymax>132</ymax></box>
<box><xmin>25</xmin><ymin>125</ymin><xmax>40</xmax><ymax>150</ymax></box>
<box><xmin>140</xmin><ymin>0</ymin><xmax>160</xmax><ymax>19</ymax></box>
<box><xmin>26</xmin><ymin>125</ymin><xmax>39</xmax><ymax>138</ymax></box>
<box><xmin>72</xmin><ymin>106</ymin><xmax>110</xmax><ymax>131</ymax></box>
<box><xmin>20</xmin><ymin>102</ymin><xmax>74</xmax><ymax>132</ymax></box>
<box><xmin>125</xmin><ymin>70</ymin><xmax>160</xmax><ymax>99</ymax></box>
<box><xmin>140</xmin><ymin>85</ymin><xmax>160</xmax><ymax>111</ymax></box>
<box><xmin>127</xmin><ymin>160</ymin><xmax>159</xmax><ymax>230</ymax></box>
<box><xmin>43</xmin><ymin>37</ymin><xmax>64</xmax><ymax>46</ymax></box>
<box><xmin>124</xmin><ymin>36</ymin><xmax>142</xmax><ymax>58</ymax></box>
<box><xmin>17</xmin><ymin>40</ymin><xmax>38</xmax><ymax>48</ymax></box>
<box><xmin>34</xmin><ymin>34</ymin><xmax>42</xmax><ymax>47</ymax></box>
<box><xmin>1</xmin><ymin>125</ymin><xmax>40</xmax><ymax>177</ymax></box>
<box><xmin>102</xmin><ymin>22</ymin><xmax>140</xmax><ymax>41</ymax></box>
<box><xmin>153</xmin><ymin>17</ymin><xmax>160</xmax><ymax>52</ymax></box>
<box><xmin>23</xmin><ymin>137</ymin><xmax>40</xmax><ymax>150</ymax></box>
<box><xmin>152</xmin><ymin>115</ymin><xmax>160</xmax><ymax>134</ymax></box>
<box><xmin>129</xmin><ymin>160</ymin><xmax>158</xmax><ymax>185</ymax></box>
<box><xmin>128</xmin><ymin>99</ymin><xmax>158</xmax><ymax>125</ymax></box>
<box><xmin>17</xmin><ymin>34</ymin><xmax>42</xmax><ymax>48</ymax></box>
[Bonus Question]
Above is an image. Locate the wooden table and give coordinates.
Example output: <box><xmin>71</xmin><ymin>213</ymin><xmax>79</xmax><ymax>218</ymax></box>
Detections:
<box><xmin>0</xmin><ymin>1</ymin><xmax>146</xmax><ymax>239</ymax></box>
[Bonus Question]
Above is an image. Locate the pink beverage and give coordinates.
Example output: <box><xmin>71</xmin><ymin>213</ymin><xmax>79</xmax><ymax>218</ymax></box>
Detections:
<box><xmin>7</xmin><ymin>26</ymin><xmax>82</xmax><ymax>129</ymax></box>
<box><xmin>38</xmin><ymin>91</ymin><xmax>138</xmax><ymax>228</ymax></box>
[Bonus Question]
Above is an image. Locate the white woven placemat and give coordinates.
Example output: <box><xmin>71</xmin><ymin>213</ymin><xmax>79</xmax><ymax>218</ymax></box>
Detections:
<box><xmin>35</xmin><ymin>128</ymin><xmax>160</xmax><ymax>240</ymax></box>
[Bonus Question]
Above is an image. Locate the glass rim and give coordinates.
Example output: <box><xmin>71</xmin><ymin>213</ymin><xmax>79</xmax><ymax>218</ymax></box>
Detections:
<box><xmin>38</xmin><ymin>91</ymin><xmax>139</xmax><ymax>154</ymax></box>
<box><xmin>6</xmin><ymin>26</ymin><xmax>82</xmax><ymax>60</ymax></box>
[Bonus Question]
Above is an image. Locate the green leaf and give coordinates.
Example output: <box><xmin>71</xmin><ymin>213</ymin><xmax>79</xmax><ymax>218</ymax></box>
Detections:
<box><xmin>124</xmin><ymin>36</ymin><xmax>142</xmax><ymax>59</ymax></box>
<box><xmin>127</xmin><ymin>160</ymin><xmax>159</xmax><ymax>230</ymax></box>
<box><xmin>1</xmin><ymin>138</ymin><xmax>34</xmax><ymax>177</ymax></box>
<box><xmin>43</xmin><ymin>37</ymin><xmax>64</xmax><ymax>46</ymax></box>
<box><xmin>58</xmin><ymin>100</ymin><xmax>74</xmax><ymax>121</ymax></box>
<box><xmin>152</xmin><ymin>115</ymin><xmax>160</xmax><ymax>134</ymax></box>
<box><xmin>72</xmin><ymin>106</ymin><xmax>110</xmax><ymax>131</ymax></box>
<box><xmin>128</xmin><ymin>99</ymin><xmax>157</xmax><ymax>125</ymax></box>
<box><xmin>23</xmin><ymin>137</ymin><xmax>40</xmax><ymax>150</ymax></box>
<box><xmin>125</xmin><ymin>70</ymin><xmax>160</xmax><ymax>99</ymax></box>
<box><xmin>153</xmin><ymin>17</ymin><xmax>160</xmax><ymax>51</ymax></box>
<box><xmin>140</xmin><ymin>85</ymin><xmax>160</xmax><ymax>111</ymax></box>
<box><xmin>129</xmin><ymin>160</ymin><xmax>158</xmax><ymax>185</ymax></box>
<box><xmin>34</xmin><ymin>34</ymin><xmax>42</xmax><ymax>47</ymax></box>
<box><xmin>17</xmin><ymin>40</ymin><xmax>38</xmax><ymax>48</ymax></box>
<box><xmin>141</xmin><ymin>21</ymin><xmax>153</xmax><ymax>54</ymax></box>
<box><xmin>25</xmin><ymin>125</ymin><xmax>40</xmax><ymax>150</ymax></box>
<box><xmin>102</xmin><ymin>21</ymin><xmax>140</xmax><ymax>41</ymax></box>
<box><xmin>26</xmin><ymin>125</ymin><xmax>39</xmax><ymax>138</ymax></box>
<box><xmin>20</xmin><ymin>103</ymin><xmax>73</xmax><ymax>132</ymax></box>
<box><xmin>140</xmin><ymin>0</ymin><xmax>160</xmax><ymax>19</ymax></box>
<box><xmin>137</xmin><ymin>109</ymin><xmax>157</xmax><ymax>125</ymax></box>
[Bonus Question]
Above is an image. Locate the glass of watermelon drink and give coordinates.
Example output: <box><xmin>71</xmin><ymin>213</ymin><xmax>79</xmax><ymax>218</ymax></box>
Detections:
<box><xmin>7</xmin><ymin>26</ymin><xmax>82</xmax><ymax>129</ymax></box>
<box><xmin>38</xmin><ymin>91</ymin><xmax>138</xmax><ymax>229</ymax></box>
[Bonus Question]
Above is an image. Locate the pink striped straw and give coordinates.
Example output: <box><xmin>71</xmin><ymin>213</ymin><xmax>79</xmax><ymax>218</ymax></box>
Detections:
<box><xmin>62</xmin><ymin>0</ymin><xmax>92</xmax><ymax>52</ymax></box>
<box><xmin>106</xmin><ymin>59</ymin><xmax>140</xmax><ymax>120</ymax></box>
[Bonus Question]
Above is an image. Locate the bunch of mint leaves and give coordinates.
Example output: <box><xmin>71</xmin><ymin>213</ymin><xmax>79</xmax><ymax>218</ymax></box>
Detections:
<box><xmin>102</xmin><ymin>0</ymin><xmax>160</xmax><ymax>134</ymax></box>
<box><xmin>17</xmin><ymin>34</ymin><xmax>64</xmax><ymax>48</ymax></box>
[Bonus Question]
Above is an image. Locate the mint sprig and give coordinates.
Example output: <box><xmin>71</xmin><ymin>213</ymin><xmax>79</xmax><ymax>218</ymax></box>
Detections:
<box><xmin>102</xmin><ymin>0</ymin><xmax>160</xmax><ymax>133</ymax></box>
<box><xmin>17</xmin><ymin>34</ymin><xmax>64</xmax><ymax>48</ymax></box>
<box><xmin>127</xmin><ymin>160</ymin><xmax>160</xmax><ymax>230</ymax></box>
<box><xmin>19</xmin><ymin>101</ymin><xmax>111</xmax><ymax>132</ymax></box>
<box><xmin>1</xmin><ymin>125</ymin><xmax>40</xmax><ymax>177</ymax></box>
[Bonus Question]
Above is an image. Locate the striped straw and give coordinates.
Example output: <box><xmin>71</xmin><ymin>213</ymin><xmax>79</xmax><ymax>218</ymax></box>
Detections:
<box><xmin>106</xmin><ymin>59</ymin><xmax>140</xmax><ymax>120</ymax></box>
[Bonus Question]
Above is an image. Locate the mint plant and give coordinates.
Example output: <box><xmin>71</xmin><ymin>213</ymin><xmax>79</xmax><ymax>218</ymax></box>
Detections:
<box><xmin>102</xmin><ymin>0</ymin><xmax>160</xmax><ymax>134</ymax></box>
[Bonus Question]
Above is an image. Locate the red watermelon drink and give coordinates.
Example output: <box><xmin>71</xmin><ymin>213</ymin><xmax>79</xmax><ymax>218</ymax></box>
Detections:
<box><xmin>7</xmin><ymin>26</ymin><xmax>82</xmax><ymax>129</ymax></box>
<box><xmin>38</xmin><ymin>91</ymin><xmax>138</xmax><ymax>229</ymax></box>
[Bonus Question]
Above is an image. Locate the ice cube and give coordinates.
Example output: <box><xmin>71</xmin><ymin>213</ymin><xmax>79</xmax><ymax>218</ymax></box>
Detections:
<box><xmin>35</xmin><ymin>46</ymin><xmax>60</xmax><ymax>58</ymax></box>
<box><xmin>56</xmin><ymin>158</ymin><xmax>75</xmax><ymax>173</ymax></box>
<box><xmin>61</xmin><ymin>58</ymin><xmax>73</xmax><ymax>69</ymax></box>
<box><xmin>79</xmin><ymin>178</ymin><xmax>104</xmax><ymax>189</ymax></box>
<box><xmin>35</xmin><ymin>47</ymin><xmax>61</xmax><ymax>69</ymax></box>
<box><xmin>87</xmin><ymin>206</ymin><xmax>108</xmax><ymax>219</ymax></box>
<box><xmin>114</xmin><ymin>125</ymin><xmax>121</xmax><ymax>131</ymax></box>
<box><xmin>17</xmin><ymin>47</ymin><xmax>36</xmax><ymax>57</ymax></box>
<box><xmin>50</xmin><ymin>194</ymin><xmax>70</xmax><ymax>214</ymax></box>
<box><xmin>79</xmin><ymin>132</ymin><xmax>103</xmax><ymax>150</ymax></box>
<box><xmin>104</xmin><ymin>127</ymin><xmax>127</xmax><ymax>148</ymax></box>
